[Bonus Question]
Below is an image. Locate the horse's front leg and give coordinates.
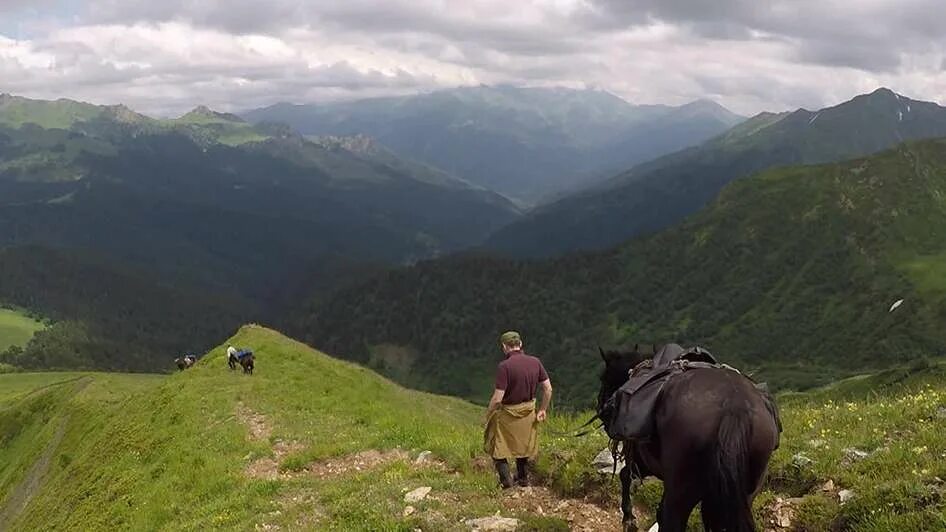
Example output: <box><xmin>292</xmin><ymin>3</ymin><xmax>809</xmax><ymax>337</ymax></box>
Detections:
<box><xmin>619</xmin><ymin>463</ymin><xmax>638</xmax><ymax>532</ymax></box>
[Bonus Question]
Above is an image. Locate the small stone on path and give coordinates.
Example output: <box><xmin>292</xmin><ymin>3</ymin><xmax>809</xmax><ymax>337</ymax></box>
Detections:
<box><xmin>405</xmin><ymin>486</ymin><xmax>432</xmax><ymax>503</ymax></box>
<box><xmin>838</xmin><ymin>489</ymin><xmax>855</xmax><ymax>504</ymax></box>
<box><xmin>842</xmin><ymin>448</ymin><xmax>868</xmax><ymax>464</ymax></box>
<box><xmin>465</xmin><ymin>516</ymin><xmax>521</xmax><ymax>531</ymax></box>
<box><xmin>403</xmin><ymin>506</ymin><xmax>415</xmax><ymax>517</ymax></box>
<box><xmin>591</xmin><ymin>447</ymin><xmax>624</xmax><ymax>474</ymax></box>
<box><xmin>415</xmin><ymin>451</ymin><xmax>433</xmax><ymax>464</ymax></box>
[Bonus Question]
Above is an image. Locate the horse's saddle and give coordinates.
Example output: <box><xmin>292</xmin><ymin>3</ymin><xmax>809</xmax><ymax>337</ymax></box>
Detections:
<box><xmin>602</xmin><ymin>344</ymin><xmax>781</xmax><ymax>445</ymax></box>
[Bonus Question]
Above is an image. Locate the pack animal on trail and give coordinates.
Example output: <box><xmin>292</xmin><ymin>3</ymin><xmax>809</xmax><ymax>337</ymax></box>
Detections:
<box><xmin>175</xmin><ymin>354</ymin><xmax>196</xmax><ymax>371</ymax></box>
<box><xmin>228</xmin><ymin>348</ymin><xmax>254</xmax><ymax>375</ymax></box>
<box><xmin>596</xmin><ymin>344</ymin><xmax>781</xmax><ymax>532</ymax></box>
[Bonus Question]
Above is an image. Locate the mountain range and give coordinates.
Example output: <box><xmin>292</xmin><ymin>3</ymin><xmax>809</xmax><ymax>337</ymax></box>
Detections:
<box><xmin>0</xmin><ymin>93</ymin><xmax>522</xmax><ymax>369</ymax></box>
<box><xmin>4</xmin><ymin>85</ymin><xmax>946</xmax><ymax>398</ymax></box>
<box><xmin>0</xmin><ymin>93</ymin><xmax>520</xmax><ymax>293</ymax></box>
<box><xmin>244</xmin><ymin>85</ymin><xmax>744</xmax><ymax>204</ymax></box>
<box><xmin>486</xmin><ymin>88</ymin><xmax>946</xmax><ymax>258</ymax></box>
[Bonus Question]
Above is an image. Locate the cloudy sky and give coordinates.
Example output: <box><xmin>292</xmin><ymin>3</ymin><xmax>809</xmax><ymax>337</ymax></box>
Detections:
<box><xmin>1</xmin><ymin>0</ymin><xmax>944</xmax><ymax>116</ymax></box>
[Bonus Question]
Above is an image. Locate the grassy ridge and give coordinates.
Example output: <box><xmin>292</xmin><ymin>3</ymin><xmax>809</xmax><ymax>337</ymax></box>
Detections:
<box><xmin>1</xmin><ymin>326</ymin><xmax>540</xmax><ymax>531</ymax></box>
<box><xmin>0</xmin><ymin>308</ymin><xmax>44</xmax><ymax>353</ymax></box>
<box><xmin>5</xmin><ymin>327</ymin><xmax>946</xmax><ymax>530</ymax></box>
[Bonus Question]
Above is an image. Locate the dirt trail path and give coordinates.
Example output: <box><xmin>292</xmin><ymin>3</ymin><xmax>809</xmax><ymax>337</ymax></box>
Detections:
<box><xmin>236</xmin><ymin>403</ymin><xmax>636</xmax><ymax>530</ymax></box>
<box><xmin>500</xmin><ymin>486</ymin><xmax>628</xmax><ymax>531</ymax></box>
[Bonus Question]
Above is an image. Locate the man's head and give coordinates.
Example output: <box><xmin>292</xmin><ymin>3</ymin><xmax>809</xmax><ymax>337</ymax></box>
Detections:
<box><xmin>500</xmin><ymin>331</ymin><xmax>523</xmax><ymax>354</ymax></box>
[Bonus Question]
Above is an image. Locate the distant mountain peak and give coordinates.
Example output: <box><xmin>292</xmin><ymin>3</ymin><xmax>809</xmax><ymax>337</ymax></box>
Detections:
<box><xmin>848</xmin><ymin>87</ymin><xmax>918</xmax><ymax>107</ymax></box>
<box><xmin>103</xmin><ymin>104</ymin><xmax>150</xmax><ymax>124</ymax></box>
<box><xmin>870</xmin><ymin>87</ymin><xmax>897</xmax><ymax>97</ymax></box>
<box><xmin>681</xmin><ymin>98</ymin><xmax>723</xmax><ymax>108</ymax></box>
<box><xmin>0</xmin><ymin>93</ymin><xmax>25</xmax><ymax>107</ymax></box>
<box><xmin>180</xmin><ymin>105</ymin><xmax>245</xmax><ymax>123</ymax></box>
<box><xmin>672</xmin><ymin>98</ymin><xmax>745</xmax><ymax>125</ymax></box>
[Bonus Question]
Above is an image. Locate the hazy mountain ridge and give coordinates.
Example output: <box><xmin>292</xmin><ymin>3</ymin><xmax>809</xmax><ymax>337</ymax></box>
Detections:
<box><xmin>487</xmin><ymin>88</ymin><xmax>946</xmax><ymax>257</ymax></box>
<box><xmin>244</xmin><ymin>85</ymin><xmax>744</xmax><ymax>203</ymax></box>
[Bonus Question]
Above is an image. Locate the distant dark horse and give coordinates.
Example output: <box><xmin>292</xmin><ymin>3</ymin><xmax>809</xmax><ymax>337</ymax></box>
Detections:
<box><xmin>598</xmin><ymin>347</ymin><xmax>779</xmax><ymax>532</ymax></box>
<box><xmin>175</xmin><ymin>355</ymin><xmax>196</xmax><ymax>371</ymax></box>
<box><xmin>229</xmin><ymin>351</ymin><xmax>254</xmax><ymax>375</ymax></box>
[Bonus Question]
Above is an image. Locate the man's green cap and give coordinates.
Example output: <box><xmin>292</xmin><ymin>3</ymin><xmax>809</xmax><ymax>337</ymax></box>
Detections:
<box><xmin>500</xmin><ymin>331</ymin><xmax>521</xmax><ymax>345</ymax></box>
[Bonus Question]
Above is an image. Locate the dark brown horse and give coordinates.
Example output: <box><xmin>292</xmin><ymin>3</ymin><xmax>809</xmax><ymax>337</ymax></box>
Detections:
<box><xmin>598</xmin><ymin>347</ymin><xmax>779</xmax><ymax>532</ymax></box>
<box><xmin>228</xmin><ymin>350</ymin><xmax>254</xmax><ymax>374</ymax></box>
<box><xmin>175</xmin><ymin>355</ymin><xmax>196</xmax><ymax>371</ymax></box>
<box><xmin>238</xmin><ymin>352</ymin><xmax>254</xmax><ymax>374</ymax></box>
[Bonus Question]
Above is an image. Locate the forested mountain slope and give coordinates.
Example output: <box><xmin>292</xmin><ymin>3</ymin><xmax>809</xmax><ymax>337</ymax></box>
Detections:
<box><xmin>0</xmin><ymin>246</ymin><xmax>246</xmax><ymax>371</ymax></box>
<box><xmin>301</xmin><ymin>138</ymin><xmax>946</xmax><ymax>406</ymax></box>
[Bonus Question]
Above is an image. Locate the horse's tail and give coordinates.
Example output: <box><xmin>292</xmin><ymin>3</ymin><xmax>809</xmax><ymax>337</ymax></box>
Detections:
<box><xmin>705</xmin><ymin>403</ymin><xmax>755</xmax><ymax>532</ymax></box>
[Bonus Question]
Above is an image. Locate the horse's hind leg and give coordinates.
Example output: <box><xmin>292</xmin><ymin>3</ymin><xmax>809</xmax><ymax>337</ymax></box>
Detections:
<box><xmin>700</xmin><ymin>503</ymin><xmax>719</xmax><ymax>532</ymax></box>
<box><xmin>619</xmin><ymin>464</ymin><xmax>638</xmax><ymax>531</ymax></box>
<box><xmin>658</xmin><ymin>480</ymin><xmax>699</xmax><ymax>532</ymax></box>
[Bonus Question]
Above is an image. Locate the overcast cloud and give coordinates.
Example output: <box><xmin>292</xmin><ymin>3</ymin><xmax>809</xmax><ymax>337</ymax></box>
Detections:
<box><xmin>0</xmin><ymin>0</ymin><xmax>944</xmax><ymax>116</ymax></box>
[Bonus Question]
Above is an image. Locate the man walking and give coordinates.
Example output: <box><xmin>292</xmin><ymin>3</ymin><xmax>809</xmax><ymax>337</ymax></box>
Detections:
<box><xmin>483</xmin><ymin>331</ymin><xmax>553</xmax><ymax>488</ymax></box>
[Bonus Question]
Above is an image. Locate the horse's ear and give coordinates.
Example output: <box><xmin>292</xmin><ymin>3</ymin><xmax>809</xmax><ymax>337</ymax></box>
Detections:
<box><xmin>633</xmin><ymin>343</ymin><xmax>639</xmax><ymax>353</ymax></box>
<box><xmin>598</xmin><ymin>346</ymin><xmax>606</xmax><ymax>361</ymax></box>
<box><xmin>652</xmin><ymin>344</ymin><xmax>657</xmax><ymax>355</ymax></box>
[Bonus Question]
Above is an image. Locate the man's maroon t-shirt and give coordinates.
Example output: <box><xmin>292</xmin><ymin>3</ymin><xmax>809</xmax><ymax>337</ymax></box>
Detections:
<box><xmin>495</xmin><ymin>350</ymin><xmax>549</xmax><ymax>405</ymax></box>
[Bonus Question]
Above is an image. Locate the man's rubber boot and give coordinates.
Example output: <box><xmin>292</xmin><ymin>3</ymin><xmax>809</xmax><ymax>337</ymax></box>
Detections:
<box><xmin>494</xmin><ymin>459</ymin><xmax>514</xmax><ymax>489</ymax></box>
<box><xmin>515</xmin><ymin>458</ymin><xmax>529</xmax><ymax>487</ymax></box>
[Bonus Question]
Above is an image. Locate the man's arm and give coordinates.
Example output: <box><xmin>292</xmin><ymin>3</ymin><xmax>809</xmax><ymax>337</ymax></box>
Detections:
<box><xmin>486</xmin><ymin>388</ymin><xmax>505</xmax><ymax>423</ymax></box>
<box><xmin>536</xmin><ymin>379</ymin><xmax>552</xmax><ymax>422</ymax></box>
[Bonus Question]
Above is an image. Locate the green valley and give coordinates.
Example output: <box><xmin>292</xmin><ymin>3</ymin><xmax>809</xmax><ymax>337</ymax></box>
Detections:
<box><xmin>0</xmin><ymin>93</ymin><xmax>521</xmax><ymax>373</ymax></box>
<box><xmin>0</xmin><ymin>308</ymin><xmax>44</xmax><ymax>354</ymax></box>
<box><xmin>0</xmin><ymin>246</ymin><xmax>247</xmax><ymax>372</ymax></box>
<box><xmin>301</xmin><ymin>138</ymin><xmax>946</xmax><ymax>407</ymax></box>
<box><xmin>3</xmin><ymin>326</ymin><xmax>946</xmax><ymax>530</ymax></box>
